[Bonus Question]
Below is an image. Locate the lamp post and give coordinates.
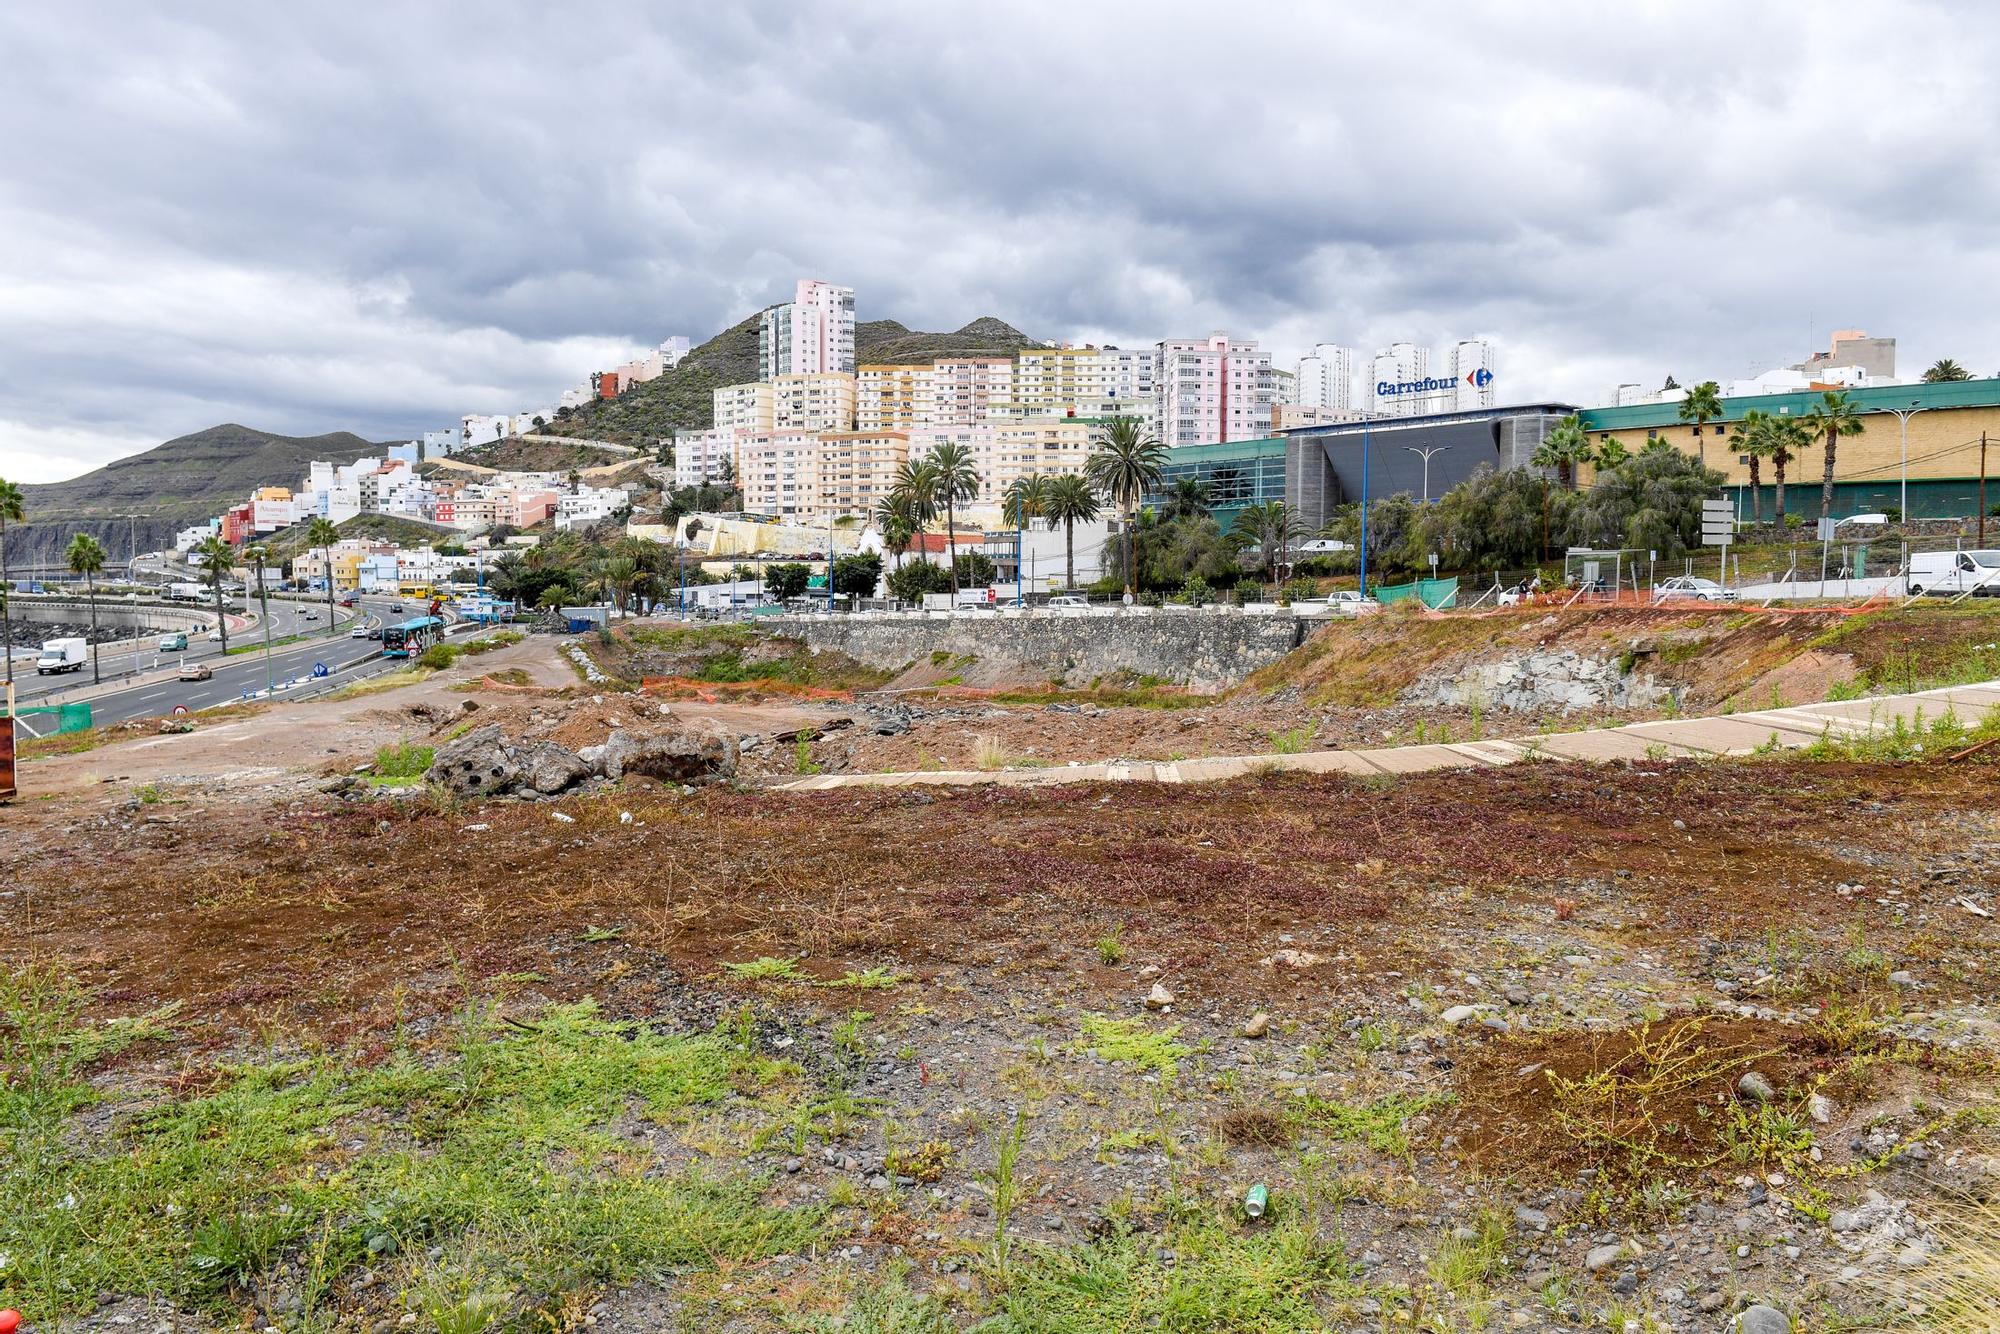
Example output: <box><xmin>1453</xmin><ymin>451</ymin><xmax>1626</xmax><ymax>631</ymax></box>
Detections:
<box><xmin>1404</xmin><ymin>445</ymin><xmax>1453</xmax><ymax>503</ymax></box>
<box><xmin>1883</xmin><ymin>402</ymin><xmax>1926</xmax><ymax>521</ymax></box>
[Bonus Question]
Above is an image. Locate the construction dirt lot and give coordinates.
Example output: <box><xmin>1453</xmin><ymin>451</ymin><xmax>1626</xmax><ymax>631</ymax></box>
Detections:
<box><xmin>4</xmin><ymin>606</ymin><xmax>1999</xmax><ymax>1333</ymax></box>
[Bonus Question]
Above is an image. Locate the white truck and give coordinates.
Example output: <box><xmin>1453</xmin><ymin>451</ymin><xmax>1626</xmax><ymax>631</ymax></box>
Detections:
<box><xmin>168</xmin><ymin>581</ymin><xmax>208</xmax><ymax>602</ymax></box>
<box><xmin>36</xmin><ymin>637</ymin><xmax>89</xmax><ymax>675</ymax></box>
<box><xmin>1905</xmin><ymin>549</ymin><xmax>2000</xmax><ymax>596</ymax></box>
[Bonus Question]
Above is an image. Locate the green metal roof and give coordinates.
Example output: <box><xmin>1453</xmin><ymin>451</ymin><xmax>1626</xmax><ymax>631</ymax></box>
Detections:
<box><xmin>1578</xmin><ymin>378</ymin><xmax>2000</xmax><ymax>431</ymax></box>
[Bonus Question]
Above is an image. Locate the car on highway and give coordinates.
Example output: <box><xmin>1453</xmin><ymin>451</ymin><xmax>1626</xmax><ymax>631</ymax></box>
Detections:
<box><xmin>350</xmin><ymin>624</ymin><xmax>372</xmax><ymax>638</ymax></box>
<box><xmin>1653</xmin><ymin>576</ymin><xmax>1737</xmax><ymax>602</ymax></box>
<box><xmin>158</xmin><ymin>632</ymin><xmax>188</xmax><ymax>652</ymax></box>
<box><xmin>1048</xmin><ymin>595</ymin><xmax>1090</xmax><ymax>609</ymax></box>
<box><xmin>391</xmin><ymin>602</ymin><xmax>406</xmax><ymax>612</ymax></box>
<box><xmin>178</xmin><ymin>663</ymin><xmax>213</xmax><ymax>682</ymax></box>
<box><xmin>300</xmin><ymin>609</ymin><xmax>318</xmax><ymax>620</ymax></box>
<box><xmin>206</xmin><ymin>628</ymin><xmax>225</xmax><ymax>642</ymax></box>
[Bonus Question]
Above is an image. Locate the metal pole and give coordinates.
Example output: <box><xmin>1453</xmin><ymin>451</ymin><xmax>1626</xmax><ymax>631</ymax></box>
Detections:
<box><xmin>1016</xmin><ymin>509</ymin><xmax>1023</xmax><ymax>609</ymax></box>
<box><xmin>1979</xmin><ymin>431</ymin><xmax>1988</xmax><ymax>550</ymax></box>
<box><xmin>1358</xmin><ymin>415</ymin><xmax>1371</xmax><ymax>597</ymax></box>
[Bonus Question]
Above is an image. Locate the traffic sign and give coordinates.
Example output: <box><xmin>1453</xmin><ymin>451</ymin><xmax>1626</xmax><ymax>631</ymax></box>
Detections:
<box><xmin>1701</xmin><ymin>499</ymin><xmax>1733</xmax><ymax>547</ymax></box>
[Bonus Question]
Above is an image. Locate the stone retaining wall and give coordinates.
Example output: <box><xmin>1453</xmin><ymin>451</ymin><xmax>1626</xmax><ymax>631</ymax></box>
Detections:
<box><xmin>782</xmin><ymin>613</ymin><xmax>1308</xmax><ymax>692</ymax></box>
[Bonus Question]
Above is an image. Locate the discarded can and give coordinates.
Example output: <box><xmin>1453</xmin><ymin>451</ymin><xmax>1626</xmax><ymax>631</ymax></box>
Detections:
<box><xmin>1243</xmin><ymin>1183</ymin><xmax>1269</xmax><ymax>1219</ymax></box>
<box><xmin>0</xmin><ymin>1309</ymin><xmax>21</xmax><ymax>1334</ymax></box>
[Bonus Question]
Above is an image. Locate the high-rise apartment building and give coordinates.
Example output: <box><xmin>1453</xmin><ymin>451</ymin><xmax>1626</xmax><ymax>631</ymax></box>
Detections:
<box><xmin>912</xmin><ymin>419</ymin><xmax>1096</xmax><ymax>506</ymax></box>
<box><xmin>758</xmin><ymin>279</ymin><xmax>857</xmax><ymax>380</ymax></box>
<box><xmin>990</xmin><ymin>347</ymin><xmax>1155</xmax><ymax>426</ymax></box>
<box><xmin>1154</xmin><ymin>334</ymin><xmax>1274</xmax><ymax>448</ymax></box>
<box><xmin>736</xmin><ymin>430</ymin><xmax>822</xmax><ymax>518</ymax></box>
<box><xmin>712</xmin><ymin>381</ymin><xmax>776</xmax><ymax>438</ymax></box>
<box><xmin>673</xmin><ymin>428</ymin><xmax>735</xmax><ymax>488</ymax></box>
<box><xmin>771</xmin><ymin>373</ymin><xmax>857</xmax><ymax>433</ymax></box>
<box><xmin>1293</xmin><ymin>344</ymin><xmax>1356</xmax><ymax>413</ymax></box>
<box><xmin>817</xmin><ymin>431</ymin><xmax>911</xmax><ymax>517</ymax></box>
<box><xmin>928</xmin><ymin>357</ymin><xmax>1016</xmax><ymax>428</ymax></box>
<box><xmin>1448</xmin><ymin>340</ymin><xmax>1497</xmax><ymax>412</ymax></box>
<box><xmin>1369</xmin><ymin>342</ymin><xmax>1432</xmax><ymax>418</ymax></box>
<box><xmin>856</xmin><ymin>364</ymin><xmax>936</xmax><ymax>434</ymax></box>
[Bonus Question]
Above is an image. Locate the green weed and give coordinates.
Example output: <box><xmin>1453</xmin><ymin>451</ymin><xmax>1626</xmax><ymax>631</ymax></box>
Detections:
<box><xmin>722</xmin><ymin>956</ymin><xmax>810</xmax><ymax>982</ymax></box>
<box><xmin>1075</xmin><ymin>1015</ymin><xmax>1189</xmax><ymax>1078</ymax></box>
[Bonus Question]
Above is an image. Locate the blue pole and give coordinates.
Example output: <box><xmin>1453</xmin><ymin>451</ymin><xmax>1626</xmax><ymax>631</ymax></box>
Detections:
<box><xmin>1358</xmin><ymin>415</ymin><xmax>1371</xmax><ymax>598</ymax></box>
<box><xmin>1016</xmin><ymin>510</ymin><xmax>1024</xmax><ymax>608</ymax></box>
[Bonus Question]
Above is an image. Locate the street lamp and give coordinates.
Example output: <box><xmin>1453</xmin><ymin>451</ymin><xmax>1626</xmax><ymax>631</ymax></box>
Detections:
<box><xmin>1404</xmin><ymin>445</ymin><xmax>1453</xmax><ymax>503</ymax></box>
<box><xmin>1882</xmin><ymin>401</ymin><xmax>1927</xmax><ymax>520</ymax></box>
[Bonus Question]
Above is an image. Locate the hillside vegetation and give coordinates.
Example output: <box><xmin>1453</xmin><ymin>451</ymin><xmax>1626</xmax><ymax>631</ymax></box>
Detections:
<box><xmin>8</xmin><ymin>423</ymin><xmax>389</xmax><ymax>568</ymax></box>
<box><xmin>554</xmin><ymin>314</ymin><xmax>1042</xmax><ymax>446</ymax></box>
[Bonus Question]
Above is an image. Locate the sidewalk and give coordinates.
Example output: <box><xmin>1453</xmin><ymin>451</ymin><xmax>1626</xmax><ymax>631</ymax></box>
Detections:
<box><xmin>777</xmin><ymin>680</ymin><xmax>2000</xmax><ymax>792</ymax></box>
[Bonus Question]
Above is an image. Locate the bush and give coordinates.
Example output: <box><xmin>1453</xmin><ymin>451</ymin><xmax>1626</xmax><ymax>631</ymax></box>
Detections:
<box><xmin>953</xmin><ymin>551</ymin><xmax>997</xmax><ymax>587</ymax></box>
<box><xmin>417</xmin><ymin>643</ymin><xmax>462</xmax><ymax>670</ymax></box>
<box><xmin>887</xmin><ymin>559</ymin><xmax>953</xmax><ymax>602</ymax></box>
<box><xmin>763</xmin><ymin>563</ymin><xmax>811</xmax><ymax>601</ymax></box>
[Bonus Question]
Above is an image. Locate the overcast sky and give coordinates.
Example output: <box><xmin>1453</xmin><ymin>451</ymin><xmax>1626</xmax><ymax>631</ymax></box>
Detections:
<box><xmin>3</xmin><ymin>1</ymin><xmax>1997</xmax><ymax>483</ymax></box>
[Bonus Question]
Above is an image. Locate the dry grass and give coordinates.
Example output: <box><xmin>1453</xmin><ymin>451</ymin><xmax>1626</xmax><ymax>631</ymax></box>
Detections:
<box><xmin>1217</xmin><ymin>1106</ymin><xmax>1297</xmax><ymax>1148</ymax></box>
<box><xmin>1915</xmin><ymin>1193</ymin><xmax>2000</xmax><ymax>1332</ymax></box>
<box><xmin>320</xmin><ymin>667</ymin><xmax>434</xmax><ymax>700</ymax></box>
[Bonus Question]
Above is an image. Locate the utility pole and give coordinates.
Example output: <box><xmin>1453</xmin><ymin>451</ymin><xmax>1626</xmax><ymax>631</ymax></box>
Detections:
<box><xmin>1980</xmin><ymin>431</ymin><xmax>1989</xmax><ymax>550</ymax></box>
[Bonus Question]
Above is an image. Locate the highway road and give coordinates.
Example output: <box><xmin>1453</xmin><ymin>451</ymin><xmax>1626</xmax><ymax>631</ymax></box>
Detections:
<box><xmin>3</xmin><ymin>594</ymin><xmax>344</xmax><ymax>704</ymax></box>
<box><xmin>6</xmin><ymin>595</ymin><xmax>447</xmax><ymax>730</ymax></box>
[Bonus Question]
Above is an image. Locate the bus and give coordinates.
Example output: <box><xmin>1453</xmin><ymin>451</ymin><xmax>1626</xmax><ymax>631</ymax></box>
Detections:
<box><xmin>381</xmin><ymin>615</ymin><xmax>445</xmax><ymax>658</ymax></box>
<box><xmin>398</xmin><ymin>581</ymin><xmax>435</xmax><ymax>601</ymax></box>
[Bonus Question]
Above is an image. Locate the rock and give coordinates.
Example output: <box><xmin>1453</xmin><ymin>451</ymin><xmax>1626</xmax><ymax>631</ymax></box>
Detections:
<box><xmin>1266</xmin><ymin>948</ymin><xmax>1323</xmax><ymax>969</ymax></box>
<box><xmin>1697</xmin><ymin>1291</ymin><xmax>1727</xmax><ymax>1314</ymax></box>
<box><xmin>1896</xmin><ymin>1242</ymin><xmax>1929</xmax><ymax>1268</ymax></box>
<box><xmin>1888</xmin><ymin>970</ymin><xmax>1917</xmax><ymax>988</ymax></box>
<box><xmin>1242</xmin><ymin>1012</ymin><xmax>1271</xmax><ymax>1039</ymax></box>
<box><xmin>1504</xmin><ymin>986</ymin><xmax>1531</xmax><ymax>1006</ymax></box>
<box><xmin>1585</xmin><ymin>1243</ymin><xmax>1624</xmax><ymax>1272</ymax></box>
<box><xmin>867</xmin><ymin>1174</ymin><xmax>890</xmax><ymax>1191</ymax></box>
<box><xmin>524</xmin><ymin>742</ymin><xmax>594</xmax><ymax>795</ymax></box>
<box><xmin>1809</xmin><ymin>1093</ymin><xmax>1834</xmax><ymax>1124</ymax></box>
<box><xmin>1514</xmin><ymin>1205</ymin><xmax>1549</xmax><ymax>1232</ymax></box>
<box><xmin>1736</xmin><ymin>1071</ymin><xmax>1777</xmax><ymax>1104</ymax></box>
<box><xmin>427</xmin><ymin>724</ymin><xmax>526</xmax><ymax>797</ymax></box>
<box><xmin>1145</xmin><ymin>983</ymin><xmax>1175</xmax><ymax>1010</ymax></box>
<box><xmin>1737</xmin><ymin>1304</ymin><xmax>1791</xmax><ymax>1334</ymax></box>
<box><xmin>1611</xmin><ymin>1270</ymin><xmax>1637</xmax><ymax>1295</ymax></box>
<box><xmin>603</xmin><ymin>728</ymin><xmax>737</xmax><ymax>785</ymax></box>
<box><xmin>1478</xmin><ymin>1015</ymin><xmax>1511</xmax><ymax>1035</ymax></box>
<box><xmin>1440</xmin><ymin>1004</ymin><xmax>1485</xmax><ymax>1026</ymax></box>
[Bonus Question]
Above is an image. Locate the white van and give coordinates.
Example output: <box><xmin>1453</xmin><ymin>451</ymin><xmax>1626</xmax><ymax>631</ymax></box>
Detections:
<box><xmin>36</xmin><ymin>638</ymin><xmax>89</xmax><ymax>674</ymax></box>
<box><xmin>1906</xmin><ymin>549</ymin><xmax>2000</xmax><ymax>596</ymax></box>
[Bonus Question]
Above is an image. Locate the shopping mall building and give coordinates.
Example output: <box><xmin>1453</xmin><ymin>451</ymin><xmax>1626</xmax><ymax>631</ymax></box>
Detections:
<box><xmin>1153</xmin><ymin>379</ymin><xmax>2000</xmax><ymax>526</ymax></box>
<box><xmin>1575</xmin><ymin>379</ymin><xmax>2000</xmax><ymax>520</ymax></box>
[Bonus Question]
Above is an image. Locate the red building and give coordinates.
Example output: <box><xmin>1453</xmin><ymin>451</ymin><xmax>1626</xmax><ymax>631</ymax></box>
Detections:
<box><xmin>220</xmin><ymin>503</ymin><xmax>254</xmax><ymax>545</ymax></box>
<box><xmin>596</xmin><ymin>372</ymin><xmax>619</xmax><ymax>401</ymax></box>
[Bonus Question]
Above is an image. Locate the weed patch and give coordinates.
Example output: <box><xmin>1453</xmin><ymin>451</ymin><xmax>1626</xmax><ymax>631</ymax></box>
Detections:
<box><xmin>1074</xmin><ymin>1014</ymin><xmax>1188</xmax><ymax>1078</ymax></box>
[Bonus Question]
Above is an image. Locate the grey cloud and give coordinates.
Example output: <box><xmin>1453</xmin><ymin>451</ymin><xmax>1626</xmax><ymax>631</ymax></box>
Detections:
<box><xmin>3</xmin><ymin>0</ymin><xmax>1999</xmax><ymax>482</ymax></box>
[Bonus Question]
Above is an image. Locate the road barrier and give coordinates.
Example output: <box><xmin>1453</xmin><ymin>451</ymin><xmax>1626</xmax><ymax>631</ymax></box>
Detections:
<box><xmin>1</xmin><ymin>702</ymin><xmax>93</xmax><ymax>738</ymax></box>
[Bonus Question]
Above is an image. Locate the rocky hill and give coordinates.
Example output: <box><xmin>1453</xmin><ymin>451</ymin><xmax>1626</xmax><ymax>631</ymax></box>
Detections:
<box><xmin>7</xmin><ymin>424</ymin><xmax>385</xmax><ymax>570</ymax></box>
<box><xmin>553</xmin><ymin>315</ymin><xmax>1042</xmax><ymax>447</ymax></box>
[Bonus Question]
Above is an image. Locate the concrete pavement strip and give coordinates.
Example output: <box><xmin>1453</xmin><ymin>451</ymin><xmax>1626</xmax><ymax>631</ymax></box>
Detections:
<box><xmin>773</xmin><ymin>678</ymin><xmax>2000</xmax><ymax>792</ymax></box>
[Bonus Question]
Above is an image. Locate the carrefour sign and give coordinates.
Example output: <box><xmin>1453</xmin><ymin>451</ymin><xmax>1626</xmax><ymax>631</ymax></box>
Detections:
<box><xmin>1376</xmin><ymin>368</ymin><xmax>1494</xmax><ymax>399</ymax></box>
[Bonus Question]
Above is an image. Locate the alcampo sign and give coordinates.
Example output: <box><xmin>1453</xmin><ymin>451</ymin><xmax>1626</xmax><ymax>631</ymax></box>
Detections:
<box><xmin>1376</xmin><ymin>367</ymin><xmax>1494</xmax><ymax>400</ymax></box>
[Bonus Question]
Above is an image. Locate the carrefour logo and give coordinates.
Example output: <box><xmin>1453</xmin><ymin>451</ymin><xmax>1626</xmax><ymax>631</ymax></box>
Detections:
<box><xmin>1375</xmin><ymin>368</ymin><xmax>1495</xmax><ymax>398</ymax></box>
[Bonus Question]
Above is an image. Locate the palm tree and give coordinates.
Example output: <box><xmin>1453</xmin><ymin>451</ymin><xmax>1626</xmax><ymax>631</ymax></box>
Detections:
<box><xmin>1084</xmin><ymin>415</ymin><xmax>1168</xmax><ymax>597</ymax></box>
<box><xmin>873</xmin><ymin>492</ymin><xmax>918</xmax><ymax>573</ymax></box>
<box><xmin>1002</xmin><ymin>474</ymin><xmax>1050</xmax><ymax>530</ymax></box>
<box><xmin>1727</xmin><ymin>410</ymin><xmax>1775</xmax><ymax>528</ymax></box>
<box><xmin>1162</xmin><ymin>476</ymin><xmax>1211</xmax><ymax>522</ymax></box>
<box><xmin>306</xmin><ymin>514</ymin><xmax>339</xmax><ymax>633</ymax></box>
<box><xmin>1803</xmin><ymin>390</ymin><xmax>1864</xmax><ymax>520</ymax></box>
<box><xmin>1769</xmin><ymin>417</ymin><xmax>1809</xmax><ymax>527</ymax></box>
<box><xmin>0</xmin><ymin>475</ymin><xmax>23</xmax><ymax>684</ymax></box>
<box><xmin>1922</xmin><ymin>358</ymin><xmax>1971</xmax><ymax>383</ymax></box>
<box><xmin>1231</xmin><ymin>500</ymin><xmax>1304</xmax><ymax>598</ymax></box>
<box><xmin>924</xmin><ymin>443</ymin><xmax>980</xmax><ymax>596</ymax></box>
<box><xmin>603</xmin><ymin>556</ymin><xmax>639</xmax><ymax>613</ymax></box>
<box><xmin>1043</xmin><ymin>473</ymin><xmax>1100</xmax><ymax>592</ymax></box>
<box><xmin>65</xmin><ymin>532</ymin><xmax>107</xmax><ymax>684</ymax></box>
<box><xmin>1593</xmin><ymin>438</ymin><xmax>1630</xmax><ymax>471</ymax></box>
<box><xmin>1677</xmin><ymin>380</ymin><xmax>1724</xmax><ymax>465</ymax></box>
<box><xmin>193</xmin><ymin>535</ymin><xmax>235</xmax><ymax>654</ymax></box>
<box><xmin>242</xmin><ymin>540</ymin><xmax>277</xmax><ymax>692</ymax></box>
<box><xmin>1531</xmin><ymin>415</ymin><xmax>1591</xmax><ymax>490</ymax></box>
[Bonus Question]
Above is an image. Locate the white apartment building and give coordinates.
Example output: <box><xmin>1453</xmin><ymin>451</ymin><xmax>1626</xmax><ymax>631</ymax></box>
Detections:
<box><xmin>713</xmin><ymin>381</ymin><xmax>776</xmax><ymax>440</ymax></box>
<box><xmin>1448</xmin><ymin>339</ymin><xmax>1497</xmax><ymax>411</ymax></box>
<box><xmin>737</xmin><ymin>430</ymin><xmax>822</xmax><ymax>518</ymax></box>
<box><xmin>556</xmin><ymin>486</ymin><xmax>631</xmax><ymax>530</ymax></box>
<box><xmin>856</xmin><ymin>364</ymin><xmax>935</xmax><ymax>434</ymax></box>
<box><xmin>658</xmin><ymin>335</ymin><xmax>691</xmax><ymax>367</ymax></box>
<box><xmin>772</xmin><ymin>372</ymin><xmax>857</xmax><ymax>433</ymax></box>
<box><xmin>758</xmin><ymin>279</ymin><xmax>856</xmax><ymax>379</ymax></box>
<box><xmin>462</xmin><ymin>413</ymin><xmax>512</xmax><ymax>446</ymax></box>
<box><xmin>673</xmin><ymin>428</ymin><xmax>735</xmax><ymax>488</ymax></box>
<box><xmin>929</xmin><ymin>356</ymin><xmax>1017</xmax><ymax>428</ymax></box>
<box><xmin>912</xmin><ymin>418</ymin><xmax>1096</xmax><ymax>507</ymax></box>
<box><xmin>1369</xmin><ymin>343</ymin><xmax>1432</xmax><ymax>418</ymax></box>
<box><xmin>817</xmin><ymin>431</ymin><xmax>911</xmax><ymax>517</ymax></box>
<box><xmin>992</xmin><ymin>347</ymin><xmax>1155</xmax><ymax>427</ymax></box>
<box><xmin>1293</xmin><ymin>344</ymin><xmax>1356</xmax><ymax>413</ymax></box>
<box><xmin>1154</xmin><ymin>334</ymin><xmax>1274</xmax><ymax>448</ymax></box>
<box><xmin>422</xmin><ymin>429</ymin><xmax>459</xmax><ymax>459</ymax></box>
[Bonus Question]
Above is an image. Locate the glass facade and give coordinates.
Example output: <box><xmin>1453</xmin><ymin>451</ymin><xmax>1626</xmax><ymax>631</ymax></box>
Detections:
<box><xmin>1147</xmin><ymin>437</ymin><xmax>1288</xmax><ymax>530</ymax></box>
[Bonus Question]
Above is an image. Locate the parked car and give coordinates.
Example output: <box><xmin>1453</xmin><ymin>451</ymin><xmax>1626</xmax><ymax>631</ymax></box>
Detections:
<box><xmin>178</xmin><ymin>663</ymin><xmax>213</xmax><ymax>682</ymax></box>
<box><xmin>1307</xmin><ymin>591</ymin><xmax>1381</xmax><ymax>616</ymax></box>
<box><xmin>1654</xmin><ymin>576</ymin><xmax>1737</xmax><ymax>602</ymax></box>
<box><xmin>1048</xmin><ymin>595</ymin><xmax>1090</xmax><ymax>609</ymax></box>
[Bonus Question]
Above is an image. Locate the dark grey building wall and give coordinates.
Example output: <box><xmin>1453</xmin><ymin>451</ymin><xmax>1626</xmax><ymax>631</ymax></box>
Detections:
<box><xmin>1284</xmin><ymin>408</ymin><xmax>1572</xmax><ymax>530</ymax></box>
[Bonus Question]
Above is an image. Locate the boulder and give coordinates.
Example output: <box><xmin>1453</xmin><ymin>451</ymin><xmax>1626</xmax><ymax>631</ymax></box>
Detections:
<box><xmin>1737</xmin><ymin>1304</ymin><xmax>1790</xmax><ymax>1334</ymax></box>
<box><xmin>427</xmin><ymin>724</ymin><xmax>593</xmax><ymax>799</ymax></box>
<box><xmin>602</xmin><ymin>727</ymin><xmax>737</xmax><ymax>785</ymax></box>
